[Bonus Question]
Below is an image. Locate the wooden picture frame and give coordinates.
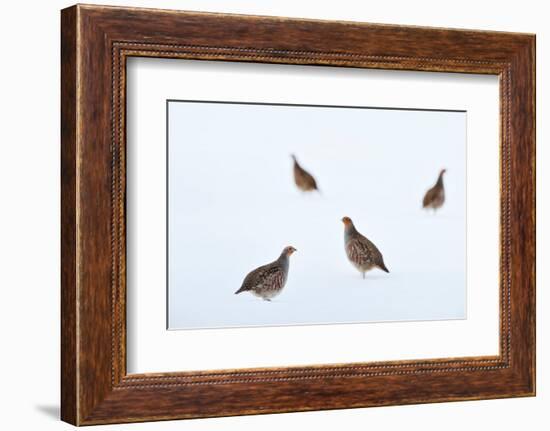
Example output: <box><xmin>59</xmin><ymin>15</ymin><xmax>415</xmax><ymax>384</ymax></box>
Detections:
<box><xmin>61</xmin><ymin>4</ymin><xmax>535</xmax><ymax>425</ymax></box>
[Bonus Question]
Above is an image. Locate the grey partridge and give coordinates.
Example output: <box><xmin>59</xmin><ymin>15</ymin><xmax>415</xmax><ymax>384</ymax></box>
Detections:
<box><xmin>422</xmin><ymin>169</ymin><xmax>446</xmax><ymax>211</ymax></box>
<box><xmin>235</xmin><ymin>246</ymin><xmax>297</xmax><ymax>301</ymax></box>
<box><xmin>291</xmin><ymin>154</ymin><xmax>320</xmax><ymax>193</ymax></box>
<box><xmin>342</xmin><ymin>217</ymin><xmax>389</xmax><ymax>278</ymax></box>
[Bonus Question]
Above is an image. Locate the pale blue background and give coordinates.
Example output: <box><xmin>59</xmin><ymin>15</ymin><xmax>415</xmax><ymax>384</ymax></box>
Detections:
<box><xmin>167</xmin><ymin>101</ymin><xmax>466</xmax><ymax>329</ymax></box>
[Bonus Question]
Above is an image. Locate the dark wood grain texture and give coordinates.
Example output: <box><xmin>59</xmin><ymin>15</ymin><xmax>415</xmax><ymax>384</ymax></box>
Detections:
<box><xmin>60</xmin><ymin>5</ymin><xmax>78</xmax><ymax>425</ymax></box>
<box><xmin>61</xmin><ymin>4</ymin><xmax>535</xmax><ymax>426</ymax></box>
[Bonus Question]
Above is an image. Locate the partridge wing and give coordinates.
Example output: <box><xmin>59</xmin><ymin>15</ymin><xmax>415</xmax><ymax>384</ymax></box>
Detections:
<box><xmin>366</xmin><ymin>239</ymin><xmax>388</xmax><ymax>271</ymax></box>
<box><xmin>295</xmin><ymin>164</ymin><xmax>318</xmax><ymax>190</ymax></box>
<box><xmin>301</xmin><ymin>169</ymin><xmax>318</xmax><ymax>190</ymax></box>
<box><xmin>257</xmin><ymin>265</ymin><xmax>286</xmax><ymax>292</ymax></box>
<box><xmin>423</xmin><ymin>186</ymin><xmax>437</xmax><ymax>207</ymax></box>
<box><xmin>239</xmin><ymin>262</ymin><xmax>272</xmax><ymax>292</ymax></box>
<box><xmin>346</xmin><ymin>236</ymin><xmax>374</xmax><ymax>266</ymax></box>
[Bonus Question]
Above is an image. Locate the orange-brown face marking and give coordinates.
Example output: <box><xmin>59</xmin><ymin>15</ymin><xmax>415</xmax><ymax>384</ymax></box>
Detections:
<box><xmin>284</xmin><ymin>246</ymin><xmax>297</xmax><ymax>255</ymax></box>
<box><xmin>342</xmin><ymin>216</ymin><xmax>352</xmax><ymax>226</ymax></box>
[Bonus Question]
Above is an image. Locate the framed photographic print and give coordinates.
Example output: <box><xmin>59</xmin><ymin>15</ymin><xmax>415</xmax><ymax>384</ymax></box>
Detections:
<box><xmin>61</xmin><ymin>4</ymin><xmax>536</xmax><ymax>425</ymax></box>
<box><xmin>165</xmin><ymin>99</ymin><xmax>467</xmax><ymax>331</ymax></box>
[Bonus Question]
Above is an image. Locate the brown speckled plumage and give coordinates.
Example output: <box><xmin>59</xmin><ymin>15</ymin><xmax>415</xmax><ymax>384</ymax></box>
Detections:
<box><xmin>342</xmin><ymin>217</ymin><xmax>389</xmax><ymax>278</ymax></box>
<box><xmin>291</xmin><ymin>154</ymin><xmax>319</xmax><ymax>193</ymax></box>
<box><xmin>423</xmin><ymin>169</ymin><xmax>446</xmax><ymax>211</ymax></box>
<box><xmin>235</xmin><ymin>246</ymin><xmax>296</xmax><ymax>301</ymax></box>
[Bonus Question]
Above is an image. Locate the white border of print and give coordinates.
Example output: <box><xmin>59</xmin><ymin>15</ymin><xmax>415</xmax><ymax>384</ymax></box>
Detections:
<box><xmin>126</xmin><ymin>58</ymin><xmax>500</xmax><ymax>373</ymax></box>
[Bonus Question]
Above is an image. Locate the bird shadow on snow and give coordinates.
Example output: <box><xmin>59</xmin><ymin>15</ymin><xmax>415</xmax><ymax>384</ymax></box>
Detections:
<box><xmin>234</xmin><ymin>296</ymin><xmax>288</xmax><ymax>304</ymax></box>
<box><xmin>241</xmin><ymin>297</ymin><xmax>289</xmax><ymax>304</ymax></box>
<box><xmin>334</xmin><ymin>271</ymin><xmax>391</xmax><ymax>282</ymax></box>
<box><xmin>358</xmin><ymin>274</ymin><xmax>389</xmax><ymax>281</ymax></box>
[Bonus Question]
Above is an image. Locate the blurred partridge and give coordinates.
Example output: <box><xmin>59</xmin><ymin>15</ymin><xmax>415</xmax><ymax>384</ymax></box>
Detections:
<box><xmin>342</xmin><ymin>217</ymin><xmax>389</xmax><ymax>278</ymax></box>
<box><xmin>291</xmin><ymin>154</ymin><xmax>320</xmax><ymax>193</ymax></box>
<box><xmin>235</xmin><ymin>246</ymin><xmax>297</xmax><ymax>301</ymax></box>
<box><xmin>422</xmin><ymin>169</ymin><xmax>446</xmax><ymax>211</ymax></box>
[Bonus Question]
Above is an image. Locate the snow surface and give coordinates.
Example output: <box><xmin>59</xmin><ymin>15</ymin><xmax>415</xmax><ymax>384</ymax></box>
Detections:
<box><xmin>167</xmin><ymin>101</ymin><xmax>466</xmax><ymax>329</ymax></box>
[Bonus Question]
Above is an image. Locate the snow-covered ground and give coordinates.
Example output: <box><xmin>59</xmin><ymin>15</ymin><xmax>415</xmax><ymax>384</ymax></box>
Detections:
<box><xmin>167</xmin><ymin>101</ymin><xmax>466</xmax><ymax>329</ymax></box>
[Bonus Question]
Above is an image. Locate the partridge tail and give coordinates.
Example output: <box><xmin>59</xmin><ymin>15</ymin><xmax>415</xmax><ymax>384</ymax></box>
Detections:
<box><xmin>378</xmin><ymin>262</ymin><xmax>390</xmax><ymax>273</ymax></box>
<box><xmin>235</xmin><ymin>285</ymin><xmax>248</xmax><ymax>294</ymax></box>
